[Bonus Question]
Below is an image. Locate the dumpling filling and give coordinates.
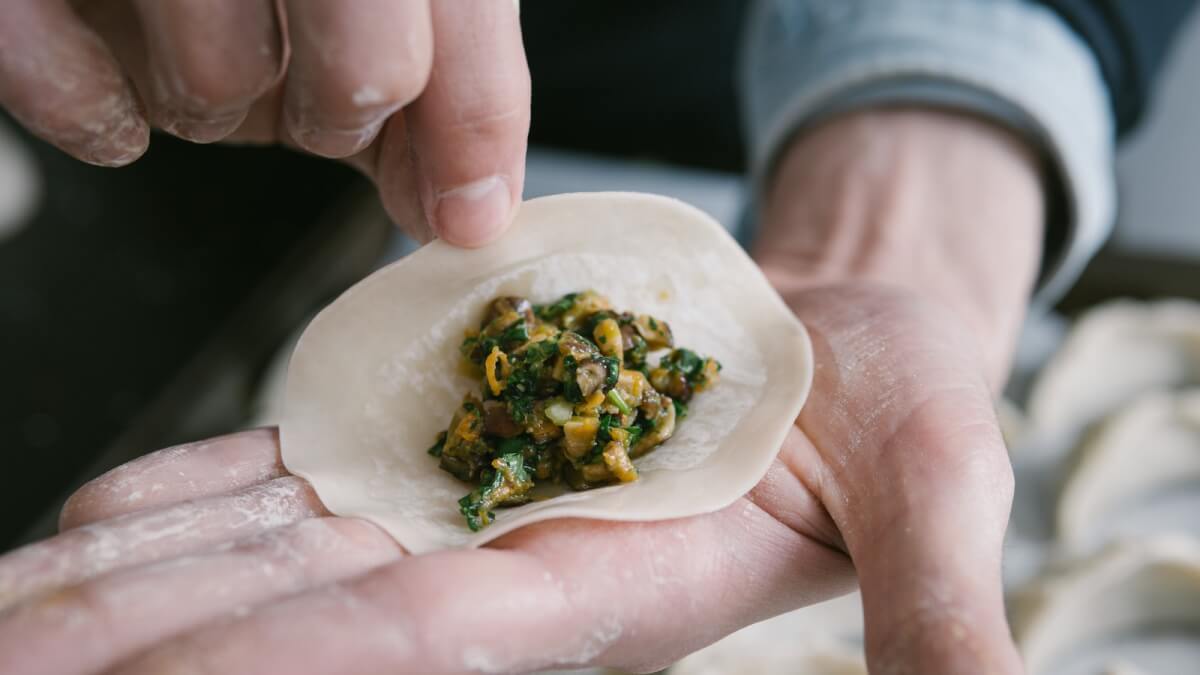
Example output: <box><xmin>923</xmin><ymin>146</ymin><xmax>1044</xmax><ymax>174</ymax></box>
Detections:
<box><xmin>428</xmin><ymin>291</ymin><xmax>721</xmax><ymax>530</ymax></box>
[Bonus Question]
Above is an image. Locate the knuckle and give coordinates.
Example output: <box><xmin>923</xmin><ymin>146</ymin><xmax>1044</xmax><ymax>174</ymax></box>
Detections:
<box><xmin>448</xmin><ymin>91</ymin><xmax>531</xmax><ymax>141</ymax></box>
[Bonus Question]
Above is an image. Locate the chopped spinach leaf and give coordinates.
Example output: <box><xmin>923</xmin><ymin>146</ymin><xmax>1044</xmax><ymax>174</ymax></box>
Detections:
<box><xmin>534</xmin><ymin>293</ymin><xmax>578</xmax><ymax>321</ymax></box>
<box><xmin>673</xmin><ymin>398</ymin><xmax>688</xmax><ymax>419</ymax></box>
<box><xmin>427</xmin><ymin>431</ymin><xmax>447</xmax><ymax>457</ymax></box>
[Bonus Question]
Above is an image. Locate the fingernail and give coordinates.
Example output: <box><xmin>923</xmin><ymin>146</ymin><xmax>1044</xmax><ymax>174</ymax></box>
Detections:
<box><xmin>289</xmin><ymin>121</ymin><xmax>385</xmax><ymax>158</ymax></box>
<box><xmin>159</xmin><ymin>110</ymin><xmax>247</xmax><ymax>144</ymax></box>
<box><xmin>432</xmin><ymin>175</ymin><xmax>513</xmax><ymax>247</ymax></box>
<box><xmin>284</xmin><ymin>105</ymin><xmax>390</xmax><ymax>159</ymax></box>
<box><xmin>74</xmin><ymin>102</ymin><xmax>150</xmax><ymax>167</ymax></box>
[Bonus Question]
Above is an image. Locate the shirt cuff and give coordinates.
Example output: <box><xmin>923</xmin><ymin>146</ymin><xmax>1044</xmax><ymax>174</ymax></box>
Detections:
<box><xmin>740</xmin><ymin>0</ymin><xmax>1116</xmax><ymax>305</ymax></box>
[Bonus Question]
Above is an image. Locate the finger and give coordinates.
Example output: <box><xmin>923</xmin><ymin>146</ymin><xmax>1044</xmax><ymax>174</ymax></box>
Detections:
<box><xmin>131</xmin><ymin>0</ymin><xmax>284</xmax><ymax>142</ymax></box>
<box><xmin>0</xmin><ymin>477</ymin><xmax>324</xmax><ymax>612</ymax></box>
<box><xmin>281</xmin><ymin>0</ymin><xmax>433</xmax><ymax>158</ymax></box>
<box><xmin>60</xmin><ymin>428</ymin><xmax>287</xmax><ymax>531</ymax></box>
<box><xmin>109</xmin><ymin>498</ymin><xmax>855</xmax><ymax>674</ymax></box>
<box><xmin>224</xmin><ymin>82</ymin><xmax>287</xmax><ymax>144</ymax></box>
<box><xmin>790</xmin><ymin>286</ymin><xmax>1021</xmax><ymax>673</ymax></box>
<box><xmin>0</xmin><ymin>0</ymin><xmax>148</xmax><ymax>165</ymax></box>
<box><xmin>370</xmin><ymin>113</ymin><xmax>434</xmax><ymax>241</ymax></box>
<box><xmin>402</xmin><ymin>0</ymin><xmax>530</xmax><ymax>246</ymax></box>
<box><xmin>0</xmin><ymin>517</ymin><xmax>402</xmax><ymax>675</ymax></box>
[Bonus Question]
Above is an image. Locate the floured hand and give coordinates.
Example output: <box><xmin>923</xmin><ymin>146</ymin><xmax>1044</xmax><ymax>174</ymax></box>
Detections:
<box><xmin>0</xmin><ymin>107</ymin><xmax>1041</xmax><ymax>674</ymax></box>
<box><xmin>0</xmin><ymin>283</ymin><xmax>1014</xmax><ymax>674</ymax></box>
<box><xmin>0</xmin><ymin>0</ymin><xmax>529</xmax><ymax>245</ymax></box>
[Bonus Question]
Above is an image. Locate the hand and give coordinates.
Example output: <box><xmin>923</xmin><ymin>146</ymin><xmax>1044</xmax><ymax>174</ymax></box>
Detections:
<box><xmin>0</xmin><ymin>108</ymin><xmax>1041</xmax><ymax>674</ymax></box>
<box><xmin>0</xmin><ymin>0</ymin><xmax>529</xmax><ymax>245</ymax></box>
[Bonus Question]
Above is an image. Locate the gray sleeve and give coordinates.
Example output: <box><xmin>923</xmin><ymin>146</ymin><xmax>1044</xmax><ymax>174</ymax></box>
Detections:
<box><xmin>740</xmin><ymin>0</ymin><xmax>1116</xmax><ymax>306</ymax></box>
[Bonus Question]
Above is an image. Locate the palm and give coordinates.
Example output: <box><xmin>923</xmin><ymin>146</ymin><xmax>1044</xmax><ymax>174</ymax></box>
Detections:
<box><xmin>0</xmin><ymin>284</ymin><xmax>1018</xmax><ymax>675</ymax></box>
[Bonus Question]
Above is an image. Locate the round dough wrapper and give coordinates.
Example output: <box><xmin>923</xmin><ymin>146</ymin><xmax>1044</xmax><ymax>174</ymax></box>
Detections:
<box><xmin>280</xmin><ymin>192</ymin><xmax>813</xmax><ymax>553</ymax></box>
<box><xmin>1010</xmin><ymin>536</ymin><xmax>1200</xmax><ymax>675</ymax></box>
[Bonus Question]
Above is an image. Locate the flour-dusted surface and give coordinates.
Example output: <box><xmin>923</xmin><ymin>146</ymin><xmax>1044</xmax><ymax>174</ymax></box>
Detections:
<box><xmin>280</xmin><ymin>192</ymin><xmax>812</xmax><ymax>553</ymax></box>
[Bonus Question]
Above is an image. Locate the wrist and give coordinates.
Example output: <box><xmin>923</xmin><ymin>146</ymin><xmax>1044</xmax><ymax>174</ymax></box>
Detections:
<box><xmin>753</xmin><ymin>107</ymin><xmax>1044</xmax><ymax>383</ymax></box>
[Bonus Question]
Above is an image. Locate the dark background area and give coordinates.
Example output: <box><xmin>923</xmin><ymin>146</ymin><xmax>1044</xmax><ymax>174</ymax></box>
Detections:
<box><xmin>0</xmin><ymin>125</ymin><xmax>362</xmax><ymax>548</ymax></box>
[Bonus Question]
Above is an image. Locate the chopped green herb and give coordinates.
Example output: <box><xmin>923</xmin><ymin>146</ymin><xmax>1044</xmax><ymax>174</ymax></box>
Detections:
<box><xmin>626</xmin><ymin>425</ymin><xmax>644</xmax><ymax>447</ymax></box>
<box><xmin>607</xmin><ymin>389</ymin><xmax>632</xmax><ymax>415</ymax></box>
<box><xmin>495</xmin><ymin>435</ymin><xmax>531</xmax><ymax>456</ymax></box>
<box><xmin>597</xmin><ymin>413</ymin><xmax>619</xmax><ymax>441</ymax></box>
<box><xmin>534</xmin><ymin>293</ymin><xmax>578</xmax><ymax>321</ymax></box>
<box><xmin>673</xmin><ymin>398</ymin><xmax>688</xmax><ymax>419</ymax></box>
<box><xmin>662</xmin><ymin>348</ymin><xmax>704</xmax><ymax>377</ymax></box>
<box><xmin>458</xmin><ymin>452</ymin><xmax>532</xmax><ymax>532</ymax></box>
<box><xmin>599</xmin><ymin>356</ymin><xmax>620</xmax><ymax>390</ymax></box>
<box><xmin>427</xmin><ymin>431</ymin><xmax>447</xmax><ymax>457</ymax></box>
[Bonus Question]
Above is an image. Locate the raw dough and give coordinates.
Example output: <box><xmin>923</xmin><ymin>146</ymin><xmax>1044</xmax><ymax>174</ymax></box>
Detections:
<box><xmin>1010</xmin><ymin>536</ymin><xmax>1200</xmax><ymax>675</ymax></box>
<box><xmin>1056</xmin><ymin>390</ymin><xmax>1200</xmax><ymax>553</ymax></box>
<box><xmin>1026</xmin><ymin>300</ymin><xmax>1200</xmax><ymax>458</ymax></box>
<box><xmin>280</xmin><ymin>192</ymin><xmax>813</xmax><ymax>553</ymax></box>
<box><xmin>670</xmin><ymin>592</ymin><xmax>866</xmax><ymax>675</ymax></box>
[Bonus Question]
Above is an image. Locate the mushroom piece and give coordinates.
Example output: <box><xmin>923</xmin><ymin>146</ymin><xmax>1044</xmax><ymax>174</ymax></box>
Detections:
<box><xmin>484</xmin><ymin>296</ymin><xmax>535</xmax><ymax>326</ymax></box>
<box><xmin>633</xmin><ymin>314</ymin><xmax>674</xmax><ymax>349</ymax></box>
<box><xmin>525</xmin><ymin>400</ymin><xmax>564</xmax><ymax>443</ymax></box>
<box><xmin>650</xmin><ymin>366</ymin><xmax>692</xmax><ymax>402</ymax></box>
<box><xmin>558</xmin><ymin>330</ymin><xmax>599</xmax><ymax>361</ymax></box>
<box><xmin>481</xmin><ymin>399</ymin><xmax>523</xmax><ymax>438</ymax></box>
<box><xmin>574</xmin><ymin>360</ymin><xmax>609</xmax><ymax>399</ymax></box>
<box><xmin>438</xmin><ymin>397</ymin><xmax>491</xmax><ymax>481</ymax></box>
<box><xmin>633</xmin><ymin>392</ymin><xmax>677</xmax><ymax>457</ymax></box>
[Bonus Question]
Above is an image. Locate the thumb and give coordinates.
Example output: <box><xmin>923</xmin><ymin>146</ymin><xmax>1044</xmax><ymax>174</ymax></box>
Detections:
<box><xmin>787</xmin><ymin>285</ymin><xmax>1023</xmax><ymax>674</ymax></box>
<box><xmin>849</xmin><ymin>406</ymin><xmax>1022</xmax><ymax>674</ymax></box>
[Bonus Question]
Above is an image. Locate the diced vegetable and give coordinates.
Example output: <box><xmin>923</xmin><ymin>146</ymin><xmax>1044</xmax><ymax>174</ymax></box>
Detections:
<box><xmin>430</xmin><ymin>291</ymin><xmax>718</xmax><ymax>530</ymax></box>
<box><xmin>563</xmin><ymin>416</ymin><xmax>600</xmax><ymax>460</ymax></box>
<box><xmin>607</xmin><ymin>389</ymin><xmax>632</xmax><ymax>416</ymax></box>
<box><xmin>543</xmin><ymin>398</ymin><xmax>574</xmax><ymax>426</ymax></box>
<box><xmin>458</xmin><ymin>452</ymin><xmax>533</xmax><ymax>531</ymax></box>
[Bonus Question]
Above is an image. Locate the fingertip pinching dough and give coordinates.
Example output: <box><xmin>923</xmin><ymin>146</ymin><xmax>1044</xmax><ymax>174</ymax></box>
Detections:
<box><xmin>280</xmin><ymin>192</ymin><xmax>813</xmax><ymax>553</ymax></box>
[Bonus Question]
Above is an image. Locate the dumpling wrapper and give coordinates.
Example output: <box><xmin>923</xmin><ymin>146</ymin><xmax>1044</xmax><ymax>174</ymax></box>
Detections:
<box><xmin>280</xmin><ymin>192</ymin><xmax>813</xmax><ymax>553</ymax></box>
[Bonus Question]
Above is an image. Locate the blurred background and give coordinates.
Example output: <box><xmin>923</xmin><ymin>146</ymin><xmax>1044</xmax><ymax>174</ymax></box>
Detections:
<box><xmin>1</xmin><ymin>4</ymin><xmax>1199</xmax><ymax>674</ymax></box>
